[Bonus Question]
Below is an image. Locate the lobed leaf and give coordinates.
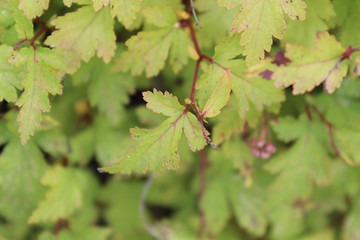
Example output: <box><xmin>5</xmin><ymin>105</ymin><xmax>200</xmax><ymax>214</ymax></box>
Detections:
<box><xmin>19</xmin><ymin>0</ymin><xmax>49</xmax><ymax>19</ymax></box>
<box><xmin>98</xmin><ymin>90</ymin><xmax>207</xmax><ymax>174</ymax></box>
<box><xmin>272</xmin><ymin>32</ymin><xmax>348</xmax><ymax>94</ymax></box>
<box><xmin>12</xmin><ymin>47</ymin><xmax>65</xmax><ymax>144</ymax></box>
<box><xmin>28</xmin><ymin>166</ymin><xmax>88</xmax><ymax>223</ymax></box>
<box><xmin>112</xmin><ymin>6</ymin><xmax>190</xmax><ymax>77</ymax></box>
<box><xmin>45</xmin><ymin>5</ymin><xmax>116</xmax><ymax>66</ymax></box>
<box><xmin>220</xmin><ymin>0</ymin><xmax>306</xmax><ymax>65</ymax></box>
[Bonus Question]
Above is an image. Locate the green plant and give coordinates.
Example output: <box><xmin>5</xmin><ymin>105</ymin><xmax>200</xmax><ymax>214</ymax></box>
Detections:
<box><xmin>0</xmin><ymin>0</ymin><xmax>360</xmax><ymax>239</ymax></box>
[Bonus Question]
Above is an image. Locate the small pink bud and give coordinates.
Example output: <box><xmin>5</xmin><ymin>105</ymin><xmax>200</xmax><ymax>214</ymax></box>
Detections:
<box><xmin>252</xmin><ymin>148</ymin><xmax>261</xmax><ymax>157</ymax></box>
<box><xmin>266</xmin><ymin>143</ymin><xmax>276</xmax><ymax>153</ymax></box>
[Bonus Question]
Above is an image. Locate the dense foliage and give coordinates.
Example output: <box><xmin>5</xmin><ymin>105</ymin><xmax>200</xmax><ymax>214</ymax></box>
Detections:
<box><xmin>0</xmin><ymin>0</ymin><xmax>360</xmax><ymax>239</ymax></box>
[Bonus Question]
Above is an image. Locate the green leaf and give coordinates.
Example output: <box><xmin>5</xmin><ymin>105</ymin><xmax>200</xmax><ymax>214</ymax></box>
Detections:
<box><xmin>266</xmin><ymin>115</ymin><xmax>330</xmax><ymax>208</ymax></box>
<box><xmin>197</xmin><ymin>35</ymin><xmax>285</xmax><ymax>118</ymax></box>
<box><xmin>92</xmin><ymin>0</ymin><xmax>142</xmax><ymax>29</ymax></box>
<box><xmin>2</xmin><ymin>1</ymin><xmax>34</xmax><ymax>39</ymax></box>
<box><xmin>223</xmin><ymin>0</ymin><xmax>306</xmax><ymax>65</ymax></box>
<box><xmin>343</xmin><ymin>195</ymin><xmax>360</xmax><ymax>240</ymax></box>
<box><xmin>272</xmin><ymin>32</ymin><xmax>349</xmax><ymax>94</ymax></box>
<box><xmin>0</xmin><ymin>45</ymin><xmax>25</xmax><ymax>102</ymax></box>
<box><xmin>18</xmin><ymin>0</ymin><xmax>49</xmax><ymax>19</ymax></box>
<box><xmin>0</xmin><ymin>139</ymin><xmax>47</xmax><ymax>223</ymax></box>
<box><xmin>202</xmin><ymin>71</ymin><xmax>231</xmax><ymax>118</ymax></box>
<box><xmin>98</xmin><ymin>89</ymin><xmax>207</xmax><ymax>174</ymax></box>
<box><xmin>283</xmin><ymin>0</ymin><xmax>335</xmax><ymax>47</ymax></box>
<box><xmin>201</xmin><ymin>150</ymin><xmax>267</xmax><ymax>236</ymax></box>
<box><xmin>193</xmin><ymin>0</ymin><xmax>237</xmax><ymax>48</ymax></box>
<box><xmin>113</xmin><ymin>6</ymin><xmax>190</xmax><ymax>77</ymax></box>
<box><xmin>333</xmin><ymin>127</ymin><xmax>360</xmax><ymax>166</ymax></box>
<box><xmin>28</xmin><ymin>166</ymin><xmax>87</xmax><ymax>223</ymax></box>
<box><xmin>73</xmin><ymin>55</ymin><xmax>134</xmax><ymax>125</ymax></box>
<box><xmin>45</xmin><ymin>5</ymin><xmax>116</xmax><ymax>67</ymax></box>
<box><xmin>200</xmin><ymin>177</ymin><xmax>231</xmax><ymax>235</ymax></box>
<box><xmin>12</xmin><ymin>47</ymin><xmax>65</xmax><ymax>144</ymax></box>
<box><xmin>143</xmin><ymin>88</ymin><xmax>185</xmax><ymax>117</ymax></box>
<box><xmin>97</xmin><ymin>180</ymin><xmax>150</xmax><ymax>238</ymax></box>
<box><xmin>338</xmin><ymin>1</ymin><xmax>360</xmax><ymax>47</ymax></box>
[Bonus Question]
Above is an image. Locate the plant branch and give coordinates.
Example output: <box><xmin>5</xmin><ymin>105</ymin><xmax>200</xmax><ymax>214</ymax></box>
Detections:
<box><xmin>311</xmin><ymin>106</ymin><xmax>349</xmax><ymax>166</ymax></box>
<box><xmin>14</xmin><ymin>26</ymin><xmax>47</xmax><ymax>51</ymax></box>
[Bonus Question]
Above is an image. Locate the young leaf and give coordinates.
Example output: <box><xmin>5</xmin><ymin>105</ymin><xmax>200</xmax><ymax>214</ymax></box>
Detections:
<box><xmin>18</xmin><ymin>0</ymin><xmax>49</xmax><ymax>19</ymax></box>
<box><xmin>220</xmin><ymin>0</ymin><xmax>307</xmax><ymax>65</ymax></box>
<box><xmin>12</xmin><ymin>47</ymin><xmax>66</xmax><ymax>144</ymax></box>
<box><xmin>112</xmin><ymin>6</ymin><xmax>190</xmax><ymax>77</ymax></box>
<box><xmin>98</xmin><ymin>89</ymin><xmax>207</xmax><ymax>174</ymax></box>
<box><xmin>197</xmin><ymin>35</ymin><xmax>285</xmax><ymax>118</ymax></box>
<box><xmin>3</xmin><ymin>1</ymin><xmax>34</xmax><ymax>39</ymax></box>
<box><xmin>272</xmin><ymin>32</ymin><xmax>348</xmax><ymax>94</ymax></box>
<box><xmin>92</xmin><ymin>0</ymin><xmax>142</xmax><ymax>29</ymax></box>
<box><xmin>45</xmin><ymin>5</ymin><xmax>116</xmax><ymax>66</ymax></box>
<box><xmin>201</xmin><ymin>71</ymin><xmax>231</xmax><ymax>118</ymax></box>
<box><xmin>0</xmin><ymin>45</ymin><xmax>25</xmax><ymax>102</ymax></box>
<box><xmin>28</xmin><ymin>166</ymin><xmax>88</xmax><ymax>223</ymax></box>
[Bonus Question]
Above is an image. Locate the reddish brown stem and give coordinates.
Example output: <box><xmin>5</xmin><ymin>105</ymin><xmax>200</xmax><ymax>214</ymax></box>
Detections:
<box><xmin>342</xmin><ymin>46</ymin><xmax>360</xmax><ymax>60</ymax></box>
<box><xmin>53</xmin><ymin>219</ymin><xmax>70</xmax><ymax>236</ymax></box>
<box><xmin>13</xmin><ymin>26</ymin><xmax>46</xmax><ymax>53</ymax></box>
<box><xmin>187</xmin><ymin>19</ymin><xmax>201</xmax><ymax>56</ymax></box>
<box><xmin>311</xmin><ymin>106</ymin><xmax>349</xmax><ymax>165</ymax></box>
<box><xmin>190</xmin><ymin>59</ymin><xmax>201</xmax><ymax>102</ymax></box>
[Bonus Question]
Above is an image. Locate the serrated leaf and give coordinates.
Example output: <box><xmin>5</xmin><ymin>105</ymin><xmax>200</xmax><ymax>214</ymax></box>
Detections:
<box><xmin>92</xmin><ymin>0</ymin><xmax>142</xmax><ymax>29</ymax></box>
<box><xmin>113</xmin><ymin>6</ymin><xmax>190</xmax><ymax>77</ymax></box>
<box><xmin>28</xmin><ymin>166</ymin><xmax>87</xmax><ymax>223</ymax></box>
<box><xmin>98</xmin><ymin>89</ymin><xmax>207</xmax><ymax>174</ymax></box>
<box><xmin>45</xmin><ymin>5</ymin><xmax>116</xmax><ymax>66</ymax></box>
<box><xmin>18</xmin><ymin>0</ymin><xmax>49</xmax><ymax>19</ymax></box>
<box><xmin>13</xmin><ymin>47</ymin><xmax>65</xmax><ymax>145</ymax></box>
<box><xmin>266</xmin><ymin>115</ymin><xmax>330</xmax><ymax>208</ymax></box>
<box><xmin>143</xmin><ymin>89</ymin><xmax>185</xmax><ymax>117</ymax></box>
<box><xmin>201</xmin><ymin>151</ymin><xmax>267</xmax><ymax>236</ymax></box>
<box><xmin>4</xmin><ymin>1</ymin><xmax>34</xmax><ymax>39</ymax></box>
<box><xmin>197</xmin><ymin>35</ymin><xmax>284</xmax><ymax>118</ymax></box>
<box><xmin>272</xmin><ymin>32</ymin><xmax>348</xmax><ymax>94</ymax></box>
<box><xmin>227</xmin><ymin>0</ymin><xmax>306</xmax><ymax>65</ymax></box>
<box><xmin>0</xmin><ymin>45</ymin><xmax>25</xmax><ymax>102</ymax></box>
<box><xmin>283</xmin><ymin>0</ymin><xmax>335</xmax><ymax>47</ymax></box>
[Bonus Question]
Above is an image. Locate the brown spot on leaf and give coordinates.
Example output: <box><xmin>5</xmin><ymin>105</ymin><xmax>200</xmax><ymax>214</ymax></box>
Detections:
<box><xmin>272</xmin><ymin>51</ymin><xmax>291</xmax><ymax>66</ymax></box>
<box><xmin>259</xmin><ymin>69</ymin><xmax>274</xmax><ymax>80</ymax></box>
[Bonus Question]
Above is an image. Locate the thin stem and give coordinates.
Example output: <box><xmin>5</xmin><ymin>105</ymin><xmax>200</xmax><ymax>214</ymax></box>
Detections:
<box><xmin>187</xmin><ymin>19</ymin><xmax>201</xmax><ymax>56</ymax></box>
<box><xmin>190</xmin><ymin>0</ymin><xmax>202</xmax><ymax>28</ymax></box>
<box><xmin>14</xmin><ymin>26</ymin><xmax>46</xmax><ymax>51</ymax></box>
<box><xmin>139</xmin><ymin>174</ymin><xmax>161</xmax><ymax>239</ymax></box>
<box><xmin>311</xmin><ymin>106</ymin><xmax>350</xmax><ymax>166</ymax></box>
<box><xmin>190</xmin><ymin>59</ymin><xmax>201</xmax><ymax>102</ymax></box>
